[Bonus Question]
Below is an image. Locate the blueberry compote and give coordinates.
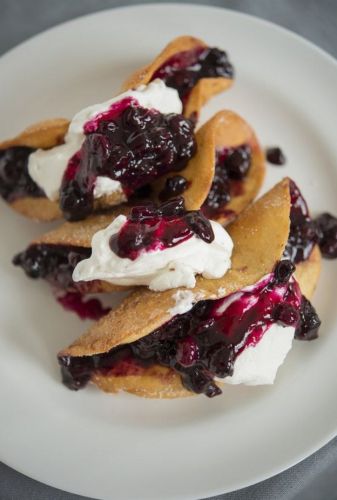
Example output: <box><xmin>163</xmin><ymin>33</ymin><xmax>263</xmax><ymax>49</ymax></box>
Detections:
<box><xmin>0</xmin><ymin>146</ymin><xmax>44</xmax><ymax>202</ymax></box>
<box><xmin>13</xmin><ymin>244</ymin><xmax>91</xmax><ymax>290</ymax></box>
<box><xmin>152</xmin><ymin>47</ymin><xmax>234</xmax><ymax>105</ymax></box>
<box><xmin>202</xmin><ymin>145</ymin><xmax>252</xmax><ymax>218</ymax></box>
<box><xmin>60</xmin><ymin>98</ymin><xmax>196</xmax><ymax>221</ymax></box>
<box><xmin>59</xmin><ymin>260</ymin><xmax>319</xmax><ymax>397</ymax></box>
<box><xmin>109</xmin><ymin>197</ymin><xmax>214</xmax><ymax>261</ymax></box>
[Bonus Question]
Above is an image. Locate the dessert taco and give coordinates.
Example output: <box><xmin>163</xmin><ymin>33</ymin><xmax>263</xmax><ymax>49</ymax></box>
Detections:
<box><xmin>58</xmin><ymin>179</ymin><xmax>322</xmax><ymax>398</ymax></box>
<box><xmin>0</xmin><ymin>80</ymin><xmax>196</xmax><ymax>221</ymax></box>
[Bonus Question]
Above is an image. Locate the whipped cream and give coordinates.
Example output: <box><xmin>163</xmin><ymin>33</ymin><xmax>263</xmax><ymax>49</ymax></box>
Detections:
<box><xmin>223</xmin><ymin>324</ymin><xmax>295</xmax><ymax>385</ymax></box>
<box><xmin>28</xmin><ymin>79</ymin><xmax>182</xmax><ymax>200</ymax></box>
<box><xmin>72</xmin><ymin>215</ymin><xmax>233</xmax><ymax>291</ymax></box>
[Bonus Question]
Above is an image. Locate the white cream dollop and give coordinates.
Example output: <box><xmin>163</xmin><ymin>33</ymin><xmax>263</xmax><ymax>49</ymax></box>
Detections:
<box><xmin>223</xmin><ymin>324</ymin><xmax>295</xmax><ymax>385</ymax></box>
<box><xmin>72</xmin><ymin>215</ymin><xmax>233</xmax><ymax>291</ymax></box>
<box><xmin>28</xmin><ymin>79</ymin><xmax>182</xmax><ymax>201</ymax></box>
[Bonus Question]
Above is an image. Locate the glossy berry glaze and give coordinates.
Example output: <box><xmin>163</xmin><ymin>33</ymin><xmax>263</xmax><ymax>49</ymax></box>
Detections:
<box><xmin>202</xmin><ymin>144</ymin><xmax>251</xmax><ymax>218</ymax></box>
<box><xmin>0</xmin><ymin>146</ymin><xmax>44</xmax><ymax>202</ymax></box>
<box><xmin>57</xmin><ymin>292</ymin><xmax>110</xmax><ymax>321</ymax></box>
<box><xmin>152</xmin><ymin>47</ymin><xmax>234</xmax><ymax>105</ymax></box>
<box><xmin>109</xmin><ymin>197</ymin><xmax>214</xmax><ymax>261</ymax></box>
<box><xmin>60</xmin><ymin>98</ymin><xmax>196</xmax><ymax>221</ymax></box>
<box><xmin>13</xmin><ymin>244</ymin><xmax>91</xmax><ymax>291</ymax></box>
<box><xmin>58</xmin><ymin>260</ymin><xmax>320</xmax><ymax>396</ymax></box>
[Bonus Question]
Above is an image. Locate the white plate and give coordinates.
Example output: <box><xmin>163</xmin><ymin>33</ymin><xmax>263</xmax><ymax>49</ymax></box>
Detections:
<box><xmin>0</xmin><ymin>4</ymin><xmax>337</xmax><ymax>500</ymax></box>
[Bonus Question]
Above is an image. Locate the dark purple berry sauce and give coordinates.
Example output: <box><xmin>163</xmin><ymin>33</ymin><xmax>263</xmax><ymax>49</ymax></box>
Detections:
<box><xmin>57</xmin><ymin>292</ymin><xmax>110</xmax><ymax>321</ymax></box>
<box><xmin>59</xmin><ymin>260</ymin><xmax>315</xmax><ymax>397</ymax></box>
<box><xmin>159</xmin><ymin>175</ymin><xmax>189</xmax><ymax>201</ymax></box>
<box><xmin>13</xmin><ymin>244</ymin><xmax>91</xmax><ymax>290</ymax></box>
<box><xmin>284</xmin><ymin>180</ymin><xmax>320</xmax><ymax>264</ymax></box>
<box><xmin>266</xmin><ymin>147</ymin><xmax>286</xmax><ymax>166</ymax></box>
<box><xmin>315</xmin><ymin>213</ymin><xmax>337</xmax><ymax>259</ymax></box>
<box><xmin>109</xmin><ymin>197</ymin><xmax>214</xmax><ymax>261</ymax></box>
<box><xmin>60</xmin><ymin>98</ymin><xmax>196</xmax><ymax>221</ymax></box>
<box><xmin>0</xmin><ymin>146</ymin><xmax>44</xmax><ymax>202</ymax></box>
<box><xmin>202</xmin><ymin>144</ymin><xmax>251</xmax><ymax>218</ymax></box>
<box><xmin>152</xmin><ymin>46</ymin><xmax>234</xmax><ymax>104</ymax></box>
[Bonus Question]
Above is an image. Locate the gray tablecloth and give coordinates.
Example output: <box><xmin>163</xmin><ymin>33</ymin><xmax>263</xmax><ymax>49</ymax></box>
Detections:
<box><xmin>1</xmin><ymin>1</ymin><xmax>336</xmax><ymax>499</ymax></box>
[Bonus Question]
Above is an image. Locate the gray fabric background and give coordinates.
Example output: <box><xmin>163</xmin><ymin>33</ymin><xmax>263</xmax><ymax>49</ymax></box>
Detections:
<box><xmin>0</xmin><ymin>1</ymin><xmax>336</xmax><ymax>499</ymax></box>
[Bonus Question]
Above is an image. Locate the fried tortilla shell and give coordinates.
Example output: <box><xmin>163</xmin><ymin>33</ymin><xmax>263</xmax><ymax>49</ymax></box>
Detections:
<box><xmin>59</xmin><ymin>178</ymin><xmax>321</xmax><ymax>398</ymax></box>
<box><xmin>121</xmin><ymin>35</ymin><xmax>234</xmax><ymax>119</ymax></box>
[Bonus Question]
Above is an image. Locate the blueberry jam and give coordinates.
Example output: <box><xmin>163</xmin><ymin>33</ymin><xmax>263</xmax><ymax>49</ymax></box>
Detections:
<box><xmin>284</xmin><ymin>180</ymin><xmax>320</xmax><ymax>264</ymax></box>
<box><xmin>266</xmin><ymin>147</ymin><xmax>286</xmax><ymax>166</ymax></box>
<box><xmin>109</xmin><ymin>197</ymin><xmax>214</xmax><ymax>260</ymax></box>
<box><xmin>159</xmin><ymin>175</ymin><xmax>189</xmax><ymax>201</ymax></box>
<box><xmin>60</xmin><ymin>98</ymin><xmax>196</xmax><ymax>221</ymax></box>
<box><xmin>315</xmin><ymin>213</ymin><xmax>337</xmax><ymax>259</ymax></box>
<box><xmin>202</xmin><ymin>145</ymin><xmax>252</xmax><ymax>218</ymax></box>
<box><xmin>0</xmin><ymin>146</ymin><xmax>44</xmax><ymax>202</ymax></box>
<box><xmin>59</xmin><ymin>260</ymin><xmax>318</xmax><ymax>397</ymax></box>
<box><xmin>13</xmin><ymin>244</ymin><xmax>91</xmax><ymax>290</ymax></box>
<box><xmin>152</xmin><ymin>47</ymin><xmax>234</xmax><ymax>104</ymax></box>
<box><xmin>57</xmin><ymin>292</ymin><xmax>110</xmax><ymax>321</ymax></box>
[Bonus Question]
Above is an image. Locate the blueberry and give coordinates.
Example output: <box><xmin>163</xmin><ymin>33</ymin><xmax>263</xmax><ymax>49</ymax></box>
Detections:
<box><xmin>159</xmin><ymin>175</ymin><xmax>189</xmax><ymax>201</ymax></box>
<box><xmin>225</xmin><ymin>145</ymin><xmax>251</xmax><ymax>180</ymax></box>
<box><xmin>295</xmin><ymin>296</ymin><xmax>321</xmax><ymax>341</ymax></box>
<box><xmin>266</xmin><ymin>147</ymin><xmax>286</xmax><ymax>165</ymax></box>
<box><xmin>274</xmin><ymin>260</ymin><xmax>295</xmax><ymax>284</ymax></box>
<box><xmin>315</xmin><ymin>213</ymin><xmax>337</xmax><ymax>259</ymax></box>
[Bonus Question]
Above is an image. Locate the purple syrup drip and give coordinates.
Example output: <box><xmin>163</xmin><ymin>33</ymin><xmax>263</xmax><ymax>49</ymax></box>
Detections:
<box><xmin>58</xmin><ymin>262</ymin><xmax>302</xmax><ymax>397</ymax></box>
<box><xmin>57</xmin><ymin>292</ymin><xmax>110</xmax><ymax>321</ymax></box>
